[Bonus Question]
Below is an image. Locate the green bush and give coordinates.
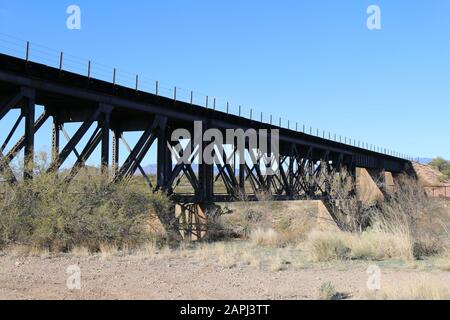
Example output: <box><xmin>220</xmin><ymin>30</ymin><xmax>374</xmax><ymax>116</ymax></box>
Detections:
<box><xmin>0</xmin><ymin>170</ymin><xmax>173</xmax><ymax>252</ymax></box>
<box><xmin>430</xmin><ymin>157</ymin><xmax>450</xmax><ymax>181</ymax></box>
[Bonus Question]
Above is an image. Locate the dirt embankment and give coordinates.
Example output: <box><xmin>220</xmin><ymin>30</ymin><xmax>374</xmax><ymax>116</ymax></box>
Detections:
<box><xmin>413</xmin><ymin>163</ymin><xmax>448</xmax><ymax>186</ymax></box>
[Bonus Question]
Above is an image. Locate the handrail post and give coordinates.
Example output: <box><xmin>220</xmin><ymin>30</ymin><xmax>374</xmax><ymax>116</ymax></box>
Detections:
<box><xmin>26</xmin><ymin>41</ymin><xmax>30</xmax><ymax>63</ymax></box>
<box><xmin>59</xmin><ymin>52</ymin><xmax>64</xmax><ymax>72</ymax></box>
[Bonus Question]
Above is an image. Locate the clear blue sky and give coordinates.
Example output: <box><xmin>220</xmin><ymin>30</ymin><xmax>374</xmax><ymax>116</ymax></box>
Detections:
<box><xmin>0</xmin><ymin>0</ymin><xmax>449</xmax><ymax>165</ymax></box>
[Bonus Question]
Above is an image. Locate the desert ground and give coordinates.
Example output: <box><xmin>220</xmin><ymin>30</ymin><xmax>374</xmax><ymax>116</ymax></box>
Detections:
<box><xmin>1</xmin><ymin>241</ymin><xmax>449</xmax><ymax>300</ymax></box>
<box><xmin>1</xmin><ymin>166</ymin><xmax>449</xmax><ymax>300</ymax></box>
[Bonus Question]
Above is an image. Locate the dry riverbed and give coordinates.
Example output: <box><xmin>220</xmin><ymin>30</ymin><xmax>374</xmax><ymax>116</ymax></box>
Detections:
<box><xmin>1</xmin><ymin>243</ymin><xmax>449</xmax><ymax>300</ymax></box>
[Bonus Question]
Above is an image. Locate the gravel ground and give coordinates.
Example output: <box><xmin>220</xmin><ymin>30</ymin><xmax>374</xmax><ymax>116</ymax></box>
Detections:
<box><xmin>1</xmin><ymin>250</ymin><xmax>449</xmax><ymax>300</ymax></box>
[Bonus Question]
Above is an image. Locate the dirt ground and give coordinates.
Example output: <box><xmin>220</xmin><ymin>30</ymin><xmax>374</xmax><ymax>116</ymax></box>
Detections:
<box><xmin>1</xmin><ymin>248</ymin><xmax>449</xmax><ymax>300</ymax></box>
<box><xmin>414</xmin><ymin>162</ymin><xmax>449</xmax><ymax>185</ymax></box>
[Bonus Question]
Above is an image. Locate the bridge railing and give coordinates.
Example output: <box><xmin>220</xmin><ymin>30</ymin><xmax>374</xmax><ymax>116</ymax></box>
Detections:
<box><xmin>0</xmin><ymin>32</ymin><xmax>413</xmax><ymax>161</ymax></box>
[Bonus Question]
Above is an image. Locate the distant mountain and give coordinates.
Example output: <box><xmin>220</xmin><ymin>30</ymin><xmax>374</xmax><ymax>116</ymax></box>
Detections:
<box><xmin>139</xmin><ymin>164</ymin><xmax>225</xmax><ymax>176</ymax></box>
<box><xmin>140</xmin><ymin>164</ymin><xmax>158</xmax><ymax>175</ymax></box>
<box><xmin>139</xmin><ymin>164</ymin><xmax>198</xmax><ymax>175</ymax></box>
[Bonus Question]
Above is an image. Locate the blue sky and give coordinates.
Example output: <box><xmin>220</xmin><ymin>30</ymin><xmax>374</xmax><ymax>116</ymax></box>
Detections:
<box><xmin>0</xmin><ymin>0</ymin><xmax>449</xmax><ymax>166</ymax></box>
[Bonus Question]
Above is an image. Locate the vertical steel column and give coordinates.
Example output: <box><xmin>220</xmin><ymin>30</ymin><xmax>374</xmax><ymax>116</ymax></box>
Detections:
<box><xmin>100</xmin><ymin>104</ymin><xmax>112</xmax><ymax>174</ymax></box>
<box><xmin>289</xmin><ymin>151</ymin><xmax>295</xmax><ymax>196</ymax></box>
<box><xmin>157</xmin><ymin>117</ymin><xmax>171</xmax><ymax>190</ymax></box>
<box><xmin>51</xmin><ymin>115</ymin><xmax>60</xmax><ymax>163</ymax></box>
<box><xmin>239</xmin><ymin>162</ymin><xmax>246</xmax><ymax>196</ymax></box>
<box><xmin>101</xmin><ymin>115</ymin><xmax>110</xmax><ymax>173</ymax></box>
<box><xmin>22</xmin><ymin>88</ymin><xmax>35</xmax><ymax>180</ymax></box>
<box><xmin>112</xmin><ymin>130</ymin><xmax>120</xmax><ymax>178</ymax></box>
<box><xmin>265</xmin><ymin>131</ymin><xmax>273</xmax><ymax>195</ymax></box>
<box><xmin>198</xmin><ymin>121</ymin><xmax>214</xmax><ymax>202</ymax></box>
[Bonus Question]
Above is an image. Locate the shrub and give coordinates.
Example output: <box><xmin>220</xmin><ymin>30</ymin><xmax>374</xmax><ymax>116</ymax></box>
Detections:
<box><xmin>305</xmin><ymin>231</ymin><xmax>351</xmax><ymax>262</ymax></box>
<box><xmin>430</xmin><ymin>157</ymin><xmax>450</xmax><ymax>182</ymax></box>
<box><xmin>374</xmin><ymin>176</ymin><xmax>449</xmax><ymax>258</ymax></box>
<box><xmin>0</xmin><ymin>169</ymin><xmax>171</xmax><ymax>252</ymax></box>
<box><xmin>317</xmin><ymin>282</ymin><xmax>338</xmax><ymax>300</ymax></box>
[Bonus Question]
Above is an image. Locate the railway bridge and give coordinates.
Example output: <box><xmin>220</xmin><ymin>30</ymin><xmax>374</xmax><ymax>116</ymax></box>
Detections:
<box><xmin>0</xmin><ymin>48</ymin><xmax>414</xmax><ymax>236</ymax></box>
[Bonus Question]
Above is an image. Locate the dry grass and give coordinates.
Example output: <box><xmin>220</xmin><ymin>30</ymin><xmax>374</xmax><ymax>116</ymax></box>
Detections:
<box><xmin>166</xmin><ymin>241</ymin><xmax>303</xmax><ymax>271</ymax></box>
<box><xmin>70</xmin><ymin>246</ymin><xmax>90</xmax><ymax>257</ymax></box>
<box><xmin>350</xmin><ymin>225</ymin><xmax>414</xmax><ymax>261</ymax></box>
<box><xmin>99</xmin><ymin>244</ymin><xmax>119</xmax><ymax>259</ymax></box>
<box><xmin>132</xmin><ymin>242</ymin><xmax>159</xmax><ymax>258</ymax></box>
<box><xmin>434</xmin><ymin>248</ymin><xmax>450</xmax><ymax>271</ymax></box>
<box><xmin>269</xmin><ymin>253</ymin><xmax>288</xmax><ymax>272</ymax></box>
<box><xmin>317</xmin><ymin>282</ymin><xmax>338</xmax><ymax>300</ymax></box>
<box><xmin>301</xmin><ymin>176</ymin><xmax>449</xmax><ymax>263</ymax></box>
<box><xmin>378</xmin><ymin>277</ymin><xmax>450</xmax><ymax>300</ymax></box>
<box><xmin>7</xmin><ymin>245</ymin><xmax>32</xmax><ymax>257</ymax></box>
<box><xmin>303</xmin><ymin>228</ymin><xmax>414</xmax><ymax>262</ymax></box>
<box><xmin>250</xmin><ymin>228</ymin><xmax>282</xmax><ymax>248</ymax></box>
<box><xmin>4</xmin><ymin>245</ymin><xmax>52</xmax><ymax>258</ymax></box>
<box><xmin>303</xmin><ymin>231</ymin><xmax>350</xmax><ymax>262</ymax></box>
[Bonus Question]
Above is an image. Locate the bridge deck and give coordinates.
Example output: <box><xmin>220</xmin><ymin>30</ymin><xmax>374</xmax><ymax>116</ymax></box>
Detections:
<box><xmin>0</xmin><ymin>53</ymin><xmax>409</xmax><ymax>173</ymax></box>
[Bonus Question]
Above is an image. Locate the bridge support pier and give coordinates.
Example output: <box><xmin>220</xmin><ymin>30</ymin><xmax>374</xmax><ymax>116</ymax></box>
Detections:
<box><xmin>112</xmin><ymin>129</ymin><xmax>120</xmax><ymax>178</ymax></box>
<box><xmin>22</xmin><ymin>88</ymin><xmax>35</xmax><ymax>180</ymax></box>
<box><xmin>356</xmin><ymin>168</ymin><xmax>385</xmax><ymax>206</ymax></box>
<box><xmin>51</xmin><ymin>115</ymin><xmax>60</xmax><ymax>163</ymax></box>
<box><xmin>198</xmin><ymin>121</ymin><xmax>214</xmax><ymax>203</ymax></box>
<box><xmin>100</xmin><ymin>106</ymin><xmax>112</xmax><ymax>174</ymax></box>
<box><xmin>157</xmin><ymin>117</ymin><xmax>172</xmax><ymax>192</ymax></box>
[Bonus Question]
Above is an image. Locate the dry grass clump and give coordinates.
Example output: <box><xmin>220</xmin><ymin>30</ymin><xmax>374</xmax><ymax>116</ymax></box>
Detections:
<box><xmin>434</xmin><ymin>248</ymin><xmax>450</xmax><ymax>271</ymax></box>
<box><xmin>275</xmin><ymin>215</ymin><xmax>315</xmax><ymax>245</ymax></box>
<box><xmin>377</xmin><ymin>177</ymin><xmax>449</xmax><ymax>259</ymax></box>
<box><xmin>379</xmin><ymin>277</ymin><xmax>450</xmax><ymax>300</ymax></box>
<box><xmin>349</xmin><ymin>227</ymin><xmax>413</xmax><ymax>261</ymax></box>
<box><xmin>219</xmin><ymin>201</ymin><xmax>316</xmax><ymax>246</ymax></box>
<box><xmin>70</xmin><ymin>246</ymin><xmax>90</xmax><ymax>257</ymax></box>
<box><xmin>304</xmin><ymin>175</ymin><xmax>449</xmax><ymax>263</ymax></box>
<box><xmin>304</xmin><ymin>227</ymin><xmax>414</xmax><ymax>262</ymax></box>
<box><xmin>304</xmin><ymin>231</ymin><xmax>351</xmax><ymax>262</ymax></box>
<box><xmin>176</xmin><ymin>241</ymin><xmax>299</xmax><ymax>271</ymax></box>
<box><xmin>317</xmin><ymin>282</ymin><xmax>337</xmax><ymax>300</ymax></box>
<box><xmin>250</xmin><ymin>228</ymin><xmax>282</xmax><ymax>248</ymax></box>
<box><xmin>316</xmin><ymin>282</ymin><xmax>348</xmax><ymax>300</ymax></box>
<box><xmin>99</xmin><ymin>244</ymin><xmax>119</xmax><ymax>259</ymax></box>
